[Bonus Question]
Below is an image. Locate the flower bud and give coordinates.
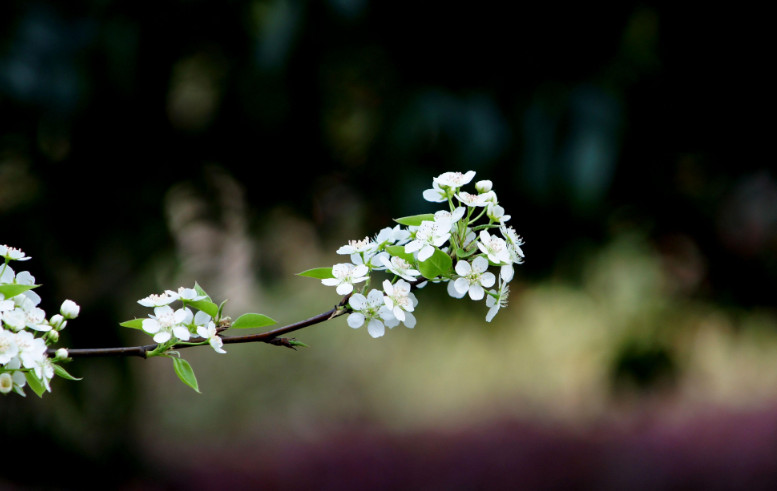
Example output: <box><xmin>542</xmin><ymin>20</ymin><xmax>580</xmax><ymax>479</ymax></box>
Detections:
<box><xmin>49</xmin><ymin>314</ymin><xmax>66</xmax><ymax>331</ymax></box>
<box><xmin>60</xmin><ymin>300</ymin><xmax>80</xmax><ymax>319</ymax></box>
<box><xmin>46</xmin><ymin>330</ymin><xmax>60</xmax><ymax>343</ymax></box>
<box><xmin>475</xmin><ymin>180</ymin><xmax>493</xmax><ymax>193</ymax></box>
<box><xmin>54</xmin><ymin>348</ymin><xmax>69</xmax><ymax>361</ymax></box>
<box><xmin>0</xmin><ymin>373</ymin><xmax>13</xmax><ymax>394</ymax></box>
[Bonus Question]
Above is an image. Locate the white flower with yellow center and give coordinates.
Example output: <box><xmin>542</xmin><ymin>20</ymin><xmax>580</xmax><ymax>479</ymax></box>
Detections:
<box><xmin>404</xmin><ymin>218</ymin><xmax>452</xmax><ymax>262</ymax></box>
<box><xmin>197</xmin><ymin>322</ymin><xmax>226</xmax><ymax>354</ymax></box>
<box><xmin>382</xmin><ymin>255</ymin><xmax>421</xmax><ymax>282</ymax></box>
<box><xmin>0</xmin><ymin>328</ymin><xmax>19</xmax><ymax>364</ymax></box>
<box><xmin>0</xmin><ymin>245</ymin><xmax>31</xmax><ymax>262</ymax></box>
<box><xmin>138</xmin><ymin>291</ymin><xmax>180</xmax><ymax>308</ymax></box>
<box><xmin>321</xmin><ymin>263</ymin><xmax>370</xmax><ymax>295</ymax></box>
<box><xmin>382</xmin><ymin>279</ymin><xmax>418</xmax><ymax>327</ymax></box>
<box><xmin>337</xmin><ymin>236</ymin><xmax>377</xmax><ymax>256</ymax></box>
<box><xmin>456</xmin><ymin>190</ymin><xmax>495</xmax><ymax>208</ymax></box>
<box><xmin>452</xmin><ymin>257</ymin><xmax>496</xmax><ymax>301</ymax></box>
<box><xmin>347</xmin><ymin>289</ymin><xmax>398</xmax><ymax>338</ymax></box>
<box><xmin>141</xmin><ymin>305</ymin><xmax>191</xmax><ymax>343</ymax></box>
<box><xmin>434</xmin><ymin>171</ymin><xmax>476</xmax><ymax>189</ymax></box>
<box><xmin>477</xmin><ymin>230</ymin><xmax>511</xmax><ymax>265</ymax></box>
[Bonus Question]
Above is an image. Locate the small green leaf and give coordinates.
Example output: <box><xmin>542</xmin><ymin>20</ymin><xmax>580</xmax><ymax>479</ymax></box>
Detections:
<box><xmin>418</xmin><ymin>248</ymin><xmax>453</xmax><ymax>280</ymax></box>
<box><xmin>193</xmin><ymin>282</ymin><xmax>211</xmax><ymax>301</ymax></box>
<box><xmin>297</xmin><ymin>267</ymin><xmax>334</xmax><ymax>279</ymax></box>
<box><xmin>24</xmin><ymin>371</ymin><xmax>46</xmax><ymax>398</ymax></box>
<box><xmin>189</xmin><ymin>299</ymin><xmax>219</xmax><ymax>318</ymax></box>
<box><xmin>0</xmin><ymin>284</ymin><xmax>39</xmax><ymax>298</ymax></box>
<box><xmin>385</xmin><ymin>245</ymin><xmax>416</xmax><ymax>264</ymax></box>
<box><xmin>394</xmin><ymin>214</ymin><xmax>435</xmax><ymax>226</ymax></box>
<box><xmin>120</xmin><ymin>319</ymin><xmax>145</xmax><ymax>329</ymax></box>
<box><xmin>455</xmin><ymin>247</ymin><xmax>477</xmax><ymax>259</ymax></box>
<box><xmin>172</xmin><ymin>357</ymin><xmax>200</xmax><ymax>393</ymax></box>
<box><xmin>232</xmin><ymin>313</ymin><xmax>277</xmax><ymax>329</ymax></box>
<box><xmin>288</xmin><ymin>339</ymin><xmax>309</xmax><ymax>348</ymax></box>
<box><xmin>53</xmin><ymin>364</ymin><xmax>82</xmax><ymax>381</ymax></box>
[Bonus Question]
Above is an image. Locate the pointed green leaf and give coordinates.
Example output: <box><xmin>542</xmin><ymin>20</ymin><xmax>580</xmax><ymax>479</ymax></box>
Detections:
<box><xmin>394</xmin><ymin>214</ymin><xmax>435</xmax><ymax>226</ymax></box>
<box><xmin>24</xmin><ymin>371</ymin><xmax>46</xmax><ymax>398</ymax></box>
<box><xmin>418</xmin><ymin>248</ymin><xmax>453</xmax><ymax>280</ymax></box>
<box><xmin>193</xmin><ymin>282</ymin><xmax>211</xmax><ymax>301</ymax></box>
<box><xmin>232</xmin><ymin>313</ymin><xmax>277</xmax><ymax>329</ymax></box>
<box><xmin>385</xmin><ymin>245</ymin><xmax>416</xmax><ymax>264</ymax></box>
<box><xmin>288</xmin><ymin>339</ymin><xmax>309</xmax><ymax>348</ymax></box>
<box><xmin>189</xmin><ymin>299</ymin><xmax>219</xmax><ymax>318</ymax></box>
<box><xmin>53</xmin><ymin>364</ymin><xmax>82</xmax><ymax>381</ymax></box>
<box><xmin>297</xmin><ymin>267</ymin><xmax>334</xmax><ymax>279</ymax></box>
<box><xmin>0</xmin><ymin>284</ymin><xmax>39</xmax><ymax>299</ymax></box>
<box><xmin>455</xmin><ymin>246</ymin><xmax>477</xmax><ymax>259</ymax></box>
<box><xmin>172</xmin><ymin>357</ymin><xmax>200</xmax><ymax>393</ymax></box>
<box><xmin>120</xmin><ymin>319</ymin><xmax>145</xmax><ymax>329</ymax></box>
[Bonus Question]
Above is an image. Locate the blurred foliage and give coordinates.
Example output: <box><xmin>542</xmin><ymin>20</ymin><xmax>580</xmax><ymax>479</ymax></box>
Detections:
<box><xmin>0</xmin><ymin>0</ymin><xmax>773</xmax><ymax>487</ymax></box>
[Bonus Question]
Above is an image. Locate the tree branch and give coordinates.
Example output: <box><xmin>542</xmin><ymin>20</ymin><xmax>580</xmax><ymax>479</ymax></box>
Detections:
<box><xmin>54</xmin><ymin>295</ymin><xmax>352</xmax><ymax>359</ymax></box>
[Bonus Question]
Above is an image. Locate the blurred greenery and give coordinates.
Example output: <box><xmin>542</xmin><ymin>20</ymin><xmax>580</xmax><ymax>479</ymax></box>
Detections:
<box><xmin>1</xmin><ymin>0</ymin><xmax>773</xmax><ymax>488</ymax></box>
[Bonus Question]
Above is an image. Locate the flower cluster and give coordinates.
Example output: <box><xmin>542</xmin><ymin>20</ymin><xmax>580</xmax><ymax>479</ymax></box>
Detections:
<box><xmin>132</xmin><ymin>286</ymin><xmax>226</xmax><ymax>354</ymax></box>
<box><xmin>315</xmin><ymin>171</ymin><xmax>524</xmax><ymax>337</ymax></box>
<box><xmin>1</xmin><ymin>245</ymin><xmax>79</xmax><ymax>396</ymax></box>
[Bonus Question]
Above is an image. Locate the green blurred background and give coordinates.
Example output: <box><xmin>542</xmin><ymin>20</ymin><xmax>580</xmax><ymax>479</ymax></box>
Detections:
<box><xmin>1</xmin><ymin>1</ymin><xmax>774</xmax><ymax>488</ymax></box>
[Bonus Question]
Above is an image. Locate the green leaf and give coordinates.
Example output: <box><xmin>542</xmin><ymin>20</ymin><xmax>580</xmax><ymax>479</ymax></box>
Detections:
<box><xmin>172</xmin><ymin>357</ymin><xmax>200</xmax><ymax>393</ymax></box>
<box><xmin>189</xmin><ymin>299</ymin><xmax>219</xmax><ymax>318</ymax></box>
<box><xmin>385</xmin><ymin>245</ymin><xmax>416</xmax><ymax>264</ymax></box>
<box><xmin>232</xmin><ymin>313</ymin><xmax>277</xmax><ymax>329</ymax></box>
<box><xmin>120</xmin><ymin>318</ymin><xmax>144</xmax><ymax>329</ymax></box>
<box><xmin>24</xmin><ymin>371</ymin><xmax>46</xmax><ymax>398</ymax></box>
<box><xmin>418</xmin><ymin>248</ymin><xmax>453</xmax><ymax>280</ymax></box>
<box><xmin>53</xmin><ymin>364</ymin><xmax>82</xmax><ymax>381</ymax></box>
<box><xmin>297</xmin><ymin>267</ymin><xmax>334</xmax><ymax>279</ymax></box>
<box><xmin>394</xmin><ymin>214</ymin><xmax>435</xmax><ymax>226</ymax></box>
<box><xmin>193</xmin><ymin>282</ymin><xmax>211</xmax><ymax>301</ymax></box>
<box><xmin>455</xmin><ymin>246</ymin><xmax>477</xmax><ymax>259</ymax></box>
<box><xmin>288</xmin><ymin>339</ymin><xmax>309</xmax><ymax>348</ymax></box>
<box><xmin>0</xmin><ymin>284</ymin><xmax>39</xmax><ymax>298</ymax></box>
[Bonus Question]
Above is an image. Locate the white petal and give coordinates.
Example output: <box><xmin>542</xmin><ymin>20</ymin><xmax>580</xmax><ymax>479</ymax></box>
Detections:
<box><xmin>336</xmin><ymin>283</ymin><xmax>354</xmax><ymax>295</ymax></box>
<box><xmin>472</xmin><ymin>256</ymin><xmax>489</xmax><ymax>273</ymax></box>
<box><xmin>349</xmin><ymin>294</ymin><xmax>367</xmax><ymax>310</ymax></box>
<box><xmin>173</xmin><ymin>325</ymin><xmax>191</xmax><ymax>341</ymax></box>
<box><xmin>468</xmin><ymin>284</ymin><xmax>485</xmax><ymax>301</ymax></box>
<box><xmin>448</xmin><ymin>280</ymin><xmax>466</xmax><ymax>298</ymax></box>
<box><xmin>418</xmin><ymin>245</ymin><xmax>434</xmax><ymax>262</ymax></box>
<box><xmin>153</xmin><ymin>331</ymin><xmax>171</xmax><ymax>343</ymax></box>
<box><xmin>403</xmin><ymin>311</ymin><xmax>416</xmax><ymax>328</ymax></box>
<box><xmin>500</xmin><ymin>264</ymin><xmax>514</xmax><ymax>282</ymax></box>
<box><xmin>142</xmin><ymin>318</ymin><xmax>161</xmax><ymax>334</ymax></box>
<box><xmin>455</xmin><ymin>260</ymin><xmax>471</xmax><ymax>276</ymax></box>
<box><xmin>347</xmin><ymin>313</ymin><xmax>365</xmax><ymax>328</ymax></box>
<box><xmin>321</xmin><ymin>278</ymin><xmax>339</xmax><ymax>287</ymax></box>
<box><xmin>353</xmin><ymin>264</ymin><xmax>369</xmax><ymax>277</ymax></box>
<box><xmin>454</xmin><ymin>278</ymin><xmax>470</xmax><ymax>295</ymax></box>
<box><xmin>367</xmin><ymin>319</ymin><xmax>385</xmax><ymax>338</ymax></box>
<box><xmin>486</xmin><ymin>305</ymin><xmax>498</xmax><ymax>322</ymax></box>
<box><xmin>480</xmin><ymin>272</ymin><xmax>496</xmax><ymax>288</ymax></box>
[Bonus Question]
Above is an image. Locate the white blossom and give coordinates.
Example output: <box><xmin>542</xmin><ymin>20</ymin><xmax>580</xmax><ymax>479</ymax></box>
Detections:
<box><xmin>337</xmin><ymin>236</ymin><xmax>377</xmax><ymax>256</ymax></box>
<box><xmin>433</xmin><ymin>171</ymin><xmax>476</xmax><ymax>189</ymax></box>
<box><xmin>197</xmin><ymin>322</ymin><xmax>226</xmax><ymax>354</ymax></box>
<box><xmin>141</xmin><ymin>305</ymin><xmax>191</xmax><ymax>343</ymax></box>
<box><xmin>456</xmin><ymin>191</ymin><xmax>495</xmax><ymax>208</ymax></box>
<box><xmin>321</xmin><ymin>263</ymin><xmax>370</xmax><ymax>295</ymax></box>
<box><xmin>0</xmin><ymin>245</ymin><xmax>31</xmax><ymax>262</ymax></box>
<box><xmin>477</xmin><ymin>230</ymin><xmax>511</xmax><ymax>265</ymax></box>
<box><xmin>404</xmin><ymin>219</ymin><xmax>451</xmax><ymax>262</ymax></box>
<box><xmin>347</xmin><ymin>289</ymin><xmax>397</xmax><ymax>338</ymax></box>
<box><xmin>382</xmin><ymin>255</ymin><xmax>421</xmax><ymax>282</ymax></box>
<box><xmin>174</xmin><ymin>288</ymin><xmax>206</xmax><ymax>302</ymax></box>
<box><xmin>0</xmin><ymin>372</ymin><xmax>13</xmax><ymax>394</ymax></box>
<box><xmin>138</xmin><ymin>291</ymin><xmax>180</xmax><ymax>308</ymax></box>
<box><xmin>382</xmin><ymin>280</ymin><xmax>418</xmax><ymax>327</ymax></box>
<box><xmin>453</xmin><ymin>257</ymin><xmax>496</xmax><ymax>301</ymax></box>
<box><xmin>375</xmin><ymin>225</ymin><xmax>411</xmax><ymax>246</ymax></box>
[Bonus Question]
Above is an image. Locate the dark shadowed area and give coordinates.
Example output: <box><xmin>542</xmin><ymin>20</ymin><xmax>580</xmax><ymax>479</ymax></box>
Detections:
<box><xmin>1</xmin><ymin>1</ymin><xmax>773</xmax><ymax>489</ymax></box>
